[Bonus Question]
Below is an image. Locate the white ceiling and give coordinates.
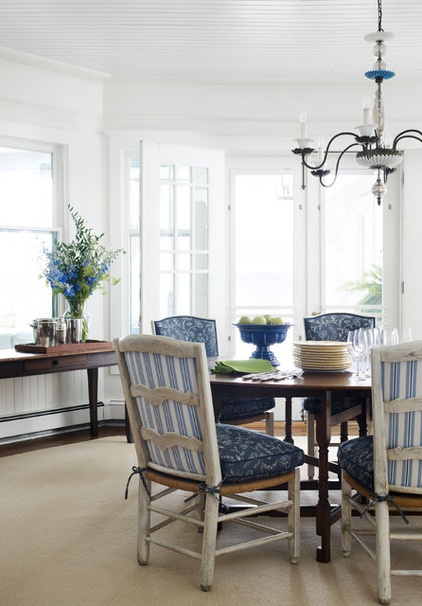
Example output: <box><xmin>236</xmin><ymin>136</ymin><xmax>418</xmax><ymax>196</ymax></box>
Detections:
<box><xmin>0</xmin><ymin>0</ymin><xmax>421</xmax><ymax>85</ymax></box>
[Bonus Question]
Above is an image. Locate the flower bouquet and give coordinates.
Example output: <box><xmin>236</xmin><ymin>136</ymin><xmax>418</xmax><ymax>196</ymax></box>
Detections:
<box><xmin>40</xmin><ymin>206</ymin><xmax>124</xmax><ymax>341</ymax></box>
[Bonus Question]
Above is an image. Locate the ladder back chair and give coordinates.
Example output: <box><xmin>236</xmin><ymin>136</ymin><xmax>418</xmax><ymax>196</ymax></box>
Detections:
<box><xmin>152</xmin><ymin>315</ymin><xmax>276</xmax><ymax>435</ymax></box>
<box><xmin>338</xmin><ymin>340</ymin><xmax>422</xmax><ymax>605</ymax></box>
<box><xmin>114</xmin><ymin>334</ymin><xmax>304</xmax><ymax>591</ymax></box>
<box><xmin>303</xmin><ymin>312</ymin><xmax>375</xmax><ymax>478</ymax></box>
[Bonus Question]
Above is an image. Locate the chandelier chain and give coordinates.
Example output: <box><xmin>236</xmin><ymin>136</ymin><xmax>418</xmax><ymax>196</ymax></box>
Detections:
<box><xmin>377</xmin><ymin>0</ymin><xmax>383</xmax><ymax>33</ymax></box>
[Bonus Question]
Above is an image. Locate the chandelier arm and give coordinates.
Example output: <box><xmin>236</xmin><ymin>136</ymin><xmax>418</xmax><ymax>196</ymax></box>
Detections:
<box><xmin>393</xmin><ymin>130</ymin><xmax>422</xmax><ymax>149</ymax></box>
<box><xmin>302</xmin><ymin>131</ymin><xmax>359</xmax><ymax>170</ymax></box>
<box><xmin>318</xmin><ymin>142</ymin><xmax>363</xmax><ymax>188</ymax></box>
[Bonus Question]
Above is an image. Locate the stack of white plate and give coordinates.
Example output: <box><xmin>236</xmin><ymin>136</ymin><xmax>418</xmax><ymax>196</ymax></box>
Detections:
<box><xmin>293</xmin><ymin>341</ymin><xmax>351</xmax><ymax>371</ymax></box>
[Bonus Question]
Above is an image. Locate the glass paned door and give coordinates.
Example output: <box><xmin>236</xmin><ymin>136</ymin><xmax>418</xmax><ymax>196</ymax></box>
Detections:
<box><xmin>159</xmin><ymin>163</ymin><xmax>209</xmax><ymax>318</ymax></box>
<box><xmin>139</xmin><ymin>142</ymin><xmax>225</xmax><ymax>334</ymax></box>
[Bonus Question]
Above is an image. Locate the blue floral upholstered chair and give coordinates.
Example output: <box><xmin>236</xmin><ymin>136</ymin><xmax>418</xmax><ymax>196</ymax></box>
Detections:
<box><xmin>338</xmin><ymin>340</ymin><xmax>422</xmax><ymax>605</ymax></box>
<box><xmin>114</xmin><ymin>334</ymin><xmax>304</xmax><ymax>591</ymax></box>
<box><xmin>153</xmin><ymin>315</ymin><xmax>276</xmax><ymax>435</ymax></box>
<box><xmin>303</xmin><ymin>312</ymin><xmax>375</xmax><ymax>478</ymax></box>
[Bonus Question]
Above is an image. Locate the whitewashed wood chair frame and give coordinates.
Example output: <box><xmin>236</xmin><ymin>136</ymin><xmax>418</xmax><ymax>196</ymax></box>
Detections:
<box><xmin>114</xmin><ymin>334</ymin><xmax>302</xmax><ymax>592</ymax></box>
<box><xmin>340</xmin><ymin>341</ymin><xmax>422</xmax><ymax>605</ymax></box>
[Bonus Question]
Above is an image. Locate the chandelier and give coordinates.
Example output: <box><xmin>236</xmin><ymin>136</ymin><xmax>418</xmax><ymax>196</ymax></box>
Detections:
<box><xmin>292</xmin><ymin>0</ymin><xmax>422</xmax><ymax>205</ymax></box>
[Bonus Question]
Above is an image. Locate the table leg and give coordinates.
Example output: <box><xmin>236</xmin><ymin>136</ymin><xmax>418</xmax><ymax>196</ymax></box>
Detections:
<box><xmin>87</xmin><ymin>367</ymin><xmax>98</xmax><ymax>437</ymax></box>
<box><xmin>315</xmin><ymin>389</ymin><xmax>332</xmax><ymax>562</ymax></box>
<box><xmin>284</xmin><ymin>396</ymin><xmax>294</xmax><ymax>443</ymax></box>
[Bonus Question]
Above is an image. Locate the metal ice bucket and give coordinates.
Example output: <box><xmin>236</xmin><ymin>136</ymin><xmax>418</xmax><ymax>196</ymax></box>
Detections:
<box><xmin>31</xmin><ymin>318</ymin><xmax>57</xmax><ymax>347</ymax></box>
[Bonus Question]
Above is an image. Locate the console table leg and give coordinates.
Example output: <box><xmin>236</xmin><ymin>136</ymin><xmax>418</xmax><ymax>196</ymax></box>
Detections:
<box><xmin>87</xmin><ymin>368</ymin><xmax>98</xmax><ymax>437</ymax></box>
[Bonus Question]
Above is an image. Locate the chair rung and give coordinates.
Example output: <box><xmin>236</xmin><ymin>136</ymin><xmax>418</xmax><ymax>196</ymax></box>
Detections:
<box><xmin>391</xmin><ymin>570</ymin><xmax>422</xmax><ymax>576</ymax></box>
<box><xmin>149</xmin><ymin>503</ymin><xmax>203</xmax><ymax>528</ymax></box>
<box><xmin>215</xmin><ymin>531</ymin><xmax>292</xmax><ymax>557</ymax></box>
<box><xmin>349</xmin><ymin>533</ymin><xmax>376</xmax><ymax>561</ymax></box>
<box><xmin>148</xmin><ymin>536</ymin><xmax>202</xmax><ymax>560</ymax></box>
<box><xmin>218</xmin><ymin>499</ymin><xmax>292</xmax><ymax>523</ymax></box>
<box><xmin>235</xmin><ymin>517</ymin><xmax>284</xmax><ymax>535</ymax></box>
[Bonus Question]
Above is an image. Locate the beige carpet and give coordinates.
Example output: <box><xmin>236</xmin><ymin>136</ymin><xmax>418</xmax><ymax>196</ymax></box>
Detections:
<box><xmin>0</xmin><ymin>436</ymin><xmax>421</xmax><ymax>606</ymax></box>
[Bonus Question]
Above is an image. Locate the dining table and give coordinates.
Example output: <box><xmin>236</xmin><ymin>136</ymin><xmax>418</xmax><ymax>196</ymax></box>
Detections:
<box><xmin>209</xmin><ymin>369</ymin><xmax>371</xmax><ymax>563</ymax></box>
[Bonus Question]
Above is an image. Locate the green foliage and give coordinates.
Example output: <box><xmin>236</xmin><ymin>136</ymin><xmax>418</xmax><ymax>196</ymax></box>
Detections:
<box><xmin>341</xmin><ymin>263</ymin><xmax>382</xmax><ymax>305</ymax></box>
<box><xmin>40</xmin><ymin>205</ymin><xmax>125</xmax><ymax>317</ymax></box>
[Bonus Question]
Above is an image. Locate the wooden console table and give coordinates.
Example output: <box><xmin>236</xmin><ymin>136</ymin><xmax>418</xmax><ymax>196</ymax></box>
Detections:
<box><xmin>0</xmin><ymin>343</ymin><xmax>117</xmax><ymax>437</ymax></box>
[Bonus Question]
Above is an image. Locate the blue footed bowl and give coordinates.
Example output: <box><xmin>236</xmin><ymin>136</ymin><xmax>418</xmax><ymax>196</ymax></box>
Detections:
<box><xmin>234</xmin><ymin>323</ymin><xmax>293</xmax><ymax>367</ymax></box>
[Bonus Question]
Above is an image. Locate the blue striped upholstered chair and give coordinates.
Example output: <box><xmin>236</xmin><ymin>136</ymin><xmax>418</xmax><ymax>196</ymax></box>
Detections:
<box><xmin>338</xmin><ymin>341</ymin><xmax>422</xmax><ymax>605</ymax></box>
<box><xmin>114</xmin><ymin>334</ymin><xmax>304</xmax><ymax>591</ymax></box>
<box><xmin>303</xmin><ymin>312</ymin><xmax>375</xmax><ymax>478</ymax></box>
<box><xmin>153</xmin><ymin>316</ymin><xmax>276</xmax><ymax>435</ymax></box>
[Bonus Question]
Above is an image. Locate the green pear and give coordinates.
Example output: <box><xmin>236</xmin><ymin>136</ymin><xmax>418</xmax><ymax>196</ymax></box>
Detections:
<box><xmin>270</xmin><ymin>316</ymin><xmax>284</xmax><ymax>324</ymax></box>
<box><xmin>251</xmin><ymin>315</ymin><xmax>266</xmax><ymax>325</ymax></box>
<box><xmin>238</xmin><ymin>315</ymin><xmax>251</xmax><ymax>324</ymax></box>
<box><xmin>264</xmin><ymin>314</ymin><xmax>272</xmax><ymax>324</ymax></box>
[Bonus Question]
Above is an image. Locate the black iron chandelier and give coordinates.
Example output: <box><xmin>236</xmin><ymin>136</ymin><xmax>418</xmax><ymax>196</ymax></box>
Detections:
<box><xmin>292</xmin><ymin>0</ymin><xmax>422</xmax><ymax>205</ymax></box>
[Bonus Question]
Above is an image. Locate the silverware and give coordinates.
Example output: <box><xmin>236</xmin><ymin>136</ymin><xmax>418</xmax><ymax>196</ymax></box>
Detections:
<box><xmin>242</xmin><ymin>369</ymin><xmax>301</xmax><ymax>382</ymax></box>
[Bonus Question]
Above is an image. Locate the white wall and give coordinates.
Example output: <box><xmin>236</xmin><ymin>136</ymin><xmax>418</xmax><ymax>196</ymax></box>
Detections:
<box><xmin>0</xmin><ymin>55</ymin><xmax>110</xmax><ymax>440</ymax></box>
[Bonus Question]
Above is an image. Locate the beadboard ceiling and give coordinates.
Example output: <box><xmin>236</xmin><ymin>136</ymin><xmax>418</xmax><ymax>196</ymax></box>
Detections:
<box><xmin>0</xmin><ymin>0</ymin><xmax>421</xmax><ymax>84</ymax></box>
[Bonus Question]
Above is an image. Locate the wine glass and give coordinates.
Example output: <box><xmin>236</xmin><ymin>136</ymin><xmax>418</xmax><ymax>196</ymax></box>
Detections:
<box><xmin>363</xmin><ymin>328</ymin><xmax>375</xmax><ymax>377</ymax></box>
<box><xmin>347</xmin><ymin>329</ymin><xmax>367</xmax><ymax>380</ymax></box>
<box><xmin>347</xmin><ymin>330</ymin><xmax>360</xmax><ymax>378</ymax></box>
<box><xmin>392</xmin><ymin>327</ymin><xmax>413</xmax><ymax>344</ymax></box>
<box><xmin>355</xmin><ymin>328</ymin><xmax>369</xmax><ymax>379</ymax></box>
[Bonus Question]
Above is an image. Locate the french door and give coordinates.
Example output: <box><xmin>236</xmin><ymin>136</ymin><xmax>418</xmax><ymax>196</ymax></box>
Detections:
<box><xmin>139</xmin><ymin>142</ymin><xmax>225</xmax><ymax>335</ymax></box>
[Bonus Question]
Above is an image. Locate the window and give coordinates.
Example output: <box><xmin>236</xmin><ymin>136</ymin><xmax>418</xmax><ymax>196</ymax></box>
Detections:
<box><xmin>231</xmin><ymin>170</ymin><xmax>295</xmax><ymax>365</ymax></box>
<box><xmin>0</xmin><ymin>144</ymin><xmax>58</xmax><ymax>348</ymax></box>
<box><xmin>322</xmin><ymin>172</ymin><xmax>383</xmax><ymax>323</ymax></box>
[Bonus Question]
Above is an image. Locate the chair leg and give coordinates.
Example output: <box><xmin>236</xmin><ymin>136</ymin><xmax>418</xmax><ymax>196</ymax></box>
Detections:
<box><xmin>376</xmin><ymin>501</ymin><xmax>392</xmax><ymax>605</ymax></box>
<box><xmin>137</xmin><ymin>477</ymin><xmax>151</xmax><ymax>566</ymax></box>
<box><xmin>341</xmin><ymin>470</ymin><xmax>352</xmax><ymax>557</ymax></box>
<box><xmin>307</xmin><ymin>413</ymin><xmax>315</xmax><ymax>479</ymax></box>
<box><xmin>265</xmin><ymin>411</ymin><xmax>275</xmax><ymax>436</ymax></box>
<box><xmin>288</xmin><ymin>468</ymin><xmax>300</xmax><ymax>563</ymax></box>
<box><xmin>199</xmin><ymin>492</ymin><xmax>219</xmax><ymax>592</ymax></box>
<box><xmin>340</xmin><ymin>421</ymin><xmax>348</xmax><ymax>443</ymax></box>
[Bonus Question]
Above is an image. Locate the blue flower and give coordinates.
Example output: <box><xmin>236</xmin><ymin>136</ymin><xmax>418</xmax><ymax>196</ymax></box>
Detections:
<box><xmin>40</xmin><ymin>206</ymin><xmax>124</xmax><ymax>314</ymax></box>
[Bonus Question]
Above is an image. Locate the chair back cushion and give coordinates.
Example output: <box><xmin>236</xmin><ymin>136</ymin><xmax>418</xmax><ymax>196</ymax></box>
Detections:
<box><xmin>304</xmin><ymin>313</ymin><xmax>375</xmax><ymax>342</ymax></box>
<box><xmin>115</xmin><ymin>335</ymin><xmax>220</xmax><ymax>483</ymax></box>
<box><xmin>339</xmin><ymin>342</ymin><xmax>422</xmax><ymax>495</ymax></box>
<box><xmin>380</xmin><ymin>352</ymin><xmax>422</xmax><ymax>493</ymax></box>
<box><xmin>123</xmin><ymin>349</ymin><xmax>206</xmax><ymax>477</ymax></box>
<box><xmin>153</xmin><ymin>316</ymin><xmax>219</xmax><ymax>357</ymax></box>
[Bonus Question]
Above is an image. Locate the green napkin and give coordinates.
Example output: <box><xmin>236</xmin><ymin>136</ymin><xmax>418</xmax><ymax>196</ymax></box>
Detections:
<box><xmin>211</xmin><ymin>359</ymin><xmax>274</xmax><ymax>375</ymax></box>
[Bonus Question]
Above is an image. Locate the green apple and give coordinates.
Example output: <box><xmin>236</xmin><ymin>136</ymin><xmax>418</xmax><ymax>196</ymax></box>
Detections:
<box><xmin>270</xmin><ymin>316</ymin><xmax>284</xmax><ymax>324</ymax></box>
<box><xmin>251</xmin><ymin>315</ymin><xmax>266</xmax><ymax>325</ymax></box>
<box><xmin>238</xmin><ymin>315</ymin><xmax>251</xmax><ymax>324</ymax></box>
<box><xmin>264</xmin><ymin>314</ymin><xmax>272</xmax><ymax>324</ymax></box>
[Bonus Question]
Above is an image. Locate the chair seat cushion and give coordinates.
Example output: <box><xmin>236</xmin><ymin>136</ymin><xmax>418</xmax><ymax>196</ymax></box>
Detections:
<box><xmin>337</xmin><ymin>435</ymin><xmax>374</xmax><ymax>490</ymax></box>
<box><xmin>216</xmin><ymin>424</ymin><xmax>304</xmax><ymax>483</ymax></box>
<box><xmin>219</xmin><ymin>397</ymin><xmax>275</xmax><ymax>422</ymax></box>
<box><xmin>302</xmin><ymin>395</ymin><xmax>366</xmax><ymax>415</ymax></box>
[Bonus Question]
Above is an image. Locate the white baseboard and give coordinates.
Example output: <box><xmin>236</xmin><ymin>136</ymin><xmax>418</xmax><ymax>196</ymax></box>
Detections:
<box><xmin>0</xmin><ymin>401</ymin><xmax>124</xmax><ymax>442</ymax></box>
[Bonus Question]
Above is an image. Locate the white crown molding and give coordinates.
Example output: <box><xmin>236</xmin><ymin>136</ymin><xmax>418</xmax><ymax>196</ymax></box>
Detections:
<box><xmin>0</xmin><ymin>44</ymin><xmax>110</xmax><ymax>83</ymax></box>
